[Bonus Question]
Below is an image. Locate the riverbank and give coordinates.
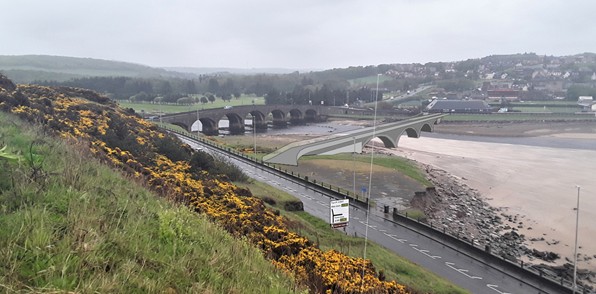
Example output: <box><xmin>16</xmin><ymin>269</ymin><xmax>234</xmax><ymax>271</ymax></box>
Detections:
<box><xmin>434</xmin><ymin>120</ymin><xmax>596</xmax><ymax>138</ymax></box>
<box><xmin>395</xmin><ymin>121</ymin><xmax>596</xmax><ymax>288</ymax></box>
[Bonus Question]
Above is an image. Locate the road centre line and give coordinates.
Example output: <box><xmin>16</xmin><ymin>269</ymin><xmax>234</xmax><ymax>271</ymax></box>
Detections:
<box><xmin>486</xmin><ymin>284</ymin><xmax>511</xmax><ymax>294</ymax></box>
<box><xmin>445</xmin><ymin>262</ymin><xmax>483</xmax><ymax>280</ymax></box>
<box><xmin>409</xmin><ymin>244</ymin><xmax>442</xmax><ymax>259</ymax></box>
<box><xmin>383</xmin><ymin>232</ymin><xmax>407</xmax><ymax>243</ymax></box>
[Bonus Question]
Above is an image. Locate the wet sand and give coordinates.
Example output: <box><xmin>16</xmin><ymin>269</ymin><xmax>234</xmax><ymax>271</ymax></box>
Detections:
<box><xmin>394</xmin><ymin>134</ymin><xmax>596</xmax><ymax>270</ymax></box>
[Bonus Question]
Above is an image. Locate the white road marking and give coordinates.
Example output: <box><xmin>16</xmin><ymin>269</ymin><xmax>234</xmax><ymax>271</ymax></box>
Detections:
<box><xmin>409</xmin><ymin>244</ymin><xmax>442</xmax><ymax>259</ymax></box>
<box><xmin>445</xmin><ymin>262</ymin><xmax>483</xmax><ymax>280</ymax></box>
<box><xmin>486</xmin><ymin>284</ymin><xmax>511</xmax><ymax>294</ymax></box>
<box><xmin>356</xmin><ymin>220</ymin><xmax>378</xmax><ymax>229</ymax></box>
<box><xmin>383</xmin><ymin>233</ymin><xmax>407</xmax><ymax>243</ymax></box>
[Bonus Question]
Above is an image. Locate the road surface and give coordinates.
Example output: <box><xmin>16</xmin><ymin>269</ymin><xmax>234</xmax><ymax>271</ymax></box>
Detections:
<box><xmin>179</xmin><ymin>135</ymin><xmax>566</xmax><ymax>294</ymax></box>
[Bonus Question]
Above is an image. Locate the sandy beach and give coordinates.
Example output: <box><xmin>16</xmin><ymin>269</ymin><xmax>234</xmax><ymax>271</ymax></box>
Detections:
<box><xmin>395</xmin><ymin>133</ymin><xmax>596</xmax><ymax>271</ymax></box>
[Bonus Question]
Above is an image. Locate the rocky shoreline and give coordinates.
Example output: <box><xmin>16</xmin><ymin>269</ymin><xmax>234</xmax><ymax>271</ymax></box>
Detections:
<box><xmin>410</xmin><ymin>161</ymin><xmax>595</xmax><ymax>290</ymax></box>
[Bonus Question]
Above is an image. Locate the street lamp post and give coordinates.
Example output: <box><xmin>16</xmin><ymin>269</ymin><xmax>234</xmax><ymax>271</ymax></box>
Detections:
<box><xmin>252</xmin><ymin>99</ymin><xmax>256</xmax><ymax>159</ymax></box>
<box><xmin>196</xmin><ymin>108</ymin><xmax>200</xmax><ymax>137</ymax></box>
<box><xmin>572</xmin><ymin>185</ymin><xmax>581</xmax><ymax>294</ymax></box>
<box><xmin>352</xmin><ymin>136</ymin><xmax>356</xmax><ymax>198</ymax></box>
<box><xmin>253</xmin><ymin>115</ymin><xmax>256</xmax><ymax>156</ymax></box>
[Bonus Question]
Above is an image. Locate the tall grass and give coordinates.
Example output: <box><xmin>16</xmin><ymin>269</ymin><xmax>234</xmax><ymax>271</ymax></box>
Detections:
<box><xmin>0</xmin><ymin>112</ymin><xmax>298</xmax><ymax>293</ymax></box>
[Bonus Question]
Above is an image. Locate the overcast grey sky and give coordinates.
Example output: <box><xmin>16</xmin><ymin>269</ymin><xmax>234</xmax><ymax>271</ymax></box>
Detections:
<box><xmin>2</xmin><ymin>0</ymin><xmax>595</xmax><ymax>69</ymax></box>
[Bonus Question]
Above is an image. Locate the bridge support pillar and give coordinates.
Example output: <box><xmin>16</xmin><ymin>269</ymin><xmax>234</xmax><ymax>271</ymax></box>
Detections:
<box><xmin>202</xmin><ymin>125</ymin><xmax>219</xmax><ymax>136</ymax></box>
<box><xmin>289</xmin><ymin>118</ymin><xmax>305</xmax><ymax>125</ymax></box>
<box><xmin>272</xmin><ymin>120</ymin><xmax>287</xmax><ymax>128</ymax></box>
<box><xmin>255</xmin><ymin>122</ymin><xmax>268</xmax><ymax>132</ymax></box>
<box><xmin>229</xmin><ymin>124</ymin><xmax>245</xmax><ymax>135</ymax></box>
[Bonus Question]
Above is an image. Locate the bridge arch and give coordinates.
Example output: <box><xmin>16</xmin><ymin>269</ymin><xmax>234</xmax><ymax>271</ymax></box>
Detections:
<box><xmin>305</xmin><ymin>109</ymin><xmax>317</xmax><ymax>122</ymax></box>
<box><xmin>246</xmin><ymin>110</ymin><xmax>268</xmax><ymax>132</ymax></box>
<box><xmin>171</xmin><ymin>122</ymin><xmax>189</xmax><ymax>131</ymax></box>
<box><xmin>289</xmin><ymin>109</ymin><xmax>304</xmax><ymax>125</ymax></box>
<box><xmin>365</xmin><ymin>135</ymin><xmax>397</xmax><ymax>149</ymax></box>
<box><xmin>271</xmin><ymin>109</ymin><xmax>287</xmax><ymax>128</ymax></box>
<box><xmin>200</xmin><ymin>118</ymin><xmax>219</xmax><ymax>135</ymax></box>
<box><xmin>402</xmin><ymin>127</ymin><xmax>420</xmax><ymax>138</ymax></box>
<box><xmin>221</xmin><ymin>113</ymin><xmax>245</xmax><ymax>135</ymax></box>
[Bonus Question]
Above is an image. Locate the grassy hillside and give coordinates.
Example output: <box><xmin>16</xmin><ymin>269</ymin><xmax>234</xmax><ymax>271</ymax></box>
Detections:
<box><xmin>0</xmin><ymin>55</ymin><xmax>188</xmax><ymax>83</ymax></box>
<box><xmin>0</xmin><ymin>112</ymin><xmax>297</xmax><ymax>293</ymax></box>
<box><xmin>0</xmin><ymin>75</ymin><xmax>412</xmax><ymax>293</ymax></box>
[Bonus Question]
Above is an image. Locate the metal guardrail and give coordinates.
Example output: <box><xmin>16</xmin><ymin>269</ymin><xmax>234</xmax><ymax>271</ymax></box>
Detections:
<box><xmin>161</xmin><ymin>125</ymin><xmax>593</xmax><ymax>294</ymax></box>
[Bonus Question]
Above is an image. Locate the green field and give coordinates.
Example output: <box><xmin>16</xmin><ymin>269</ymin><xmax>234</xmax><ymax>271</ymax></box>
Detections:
<box><xmin>348</xmin><ymin>75</ymin><xmax>393</xmax><ymax>86</ymax></box>
<box><xmin>301</xmin><ymin>154</ymin><xmax>432</xmax><ymax>187</ymax></box>
<box><xmin>442</xmin><ymin>112</ymin><xmax>595</xmax><ymax>122</ymax></box>
<box><xmin>117</xmin><ymin>94</ymin><xmax>265</xmax><ymax>114</ymax></box>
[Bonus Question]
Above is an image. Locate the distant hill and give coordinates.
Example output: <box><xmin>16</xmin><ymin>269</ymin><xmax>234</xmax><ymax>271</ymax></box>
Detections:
<box><xmin>163</xmin><ymin>66</ymin><xmax>316</xmax><ymax>75</ymax></box>
<box><xmin>0</xmin><ymin>55</ymin><xmax>192</xmax><ymax>83</ymax></box>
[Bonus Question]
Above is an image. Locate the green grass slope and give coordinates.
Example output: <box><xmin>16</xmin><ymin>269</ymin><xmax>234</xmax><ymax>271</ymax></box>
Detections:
<box><xmin>0</xmin><ymin>112</ymin><xmax>298</xmax><ymax>293</ymax></box>
<box><xmin>0</xmin><ymin>55</ymin><xmax>186</xmax><ymax>83</ymax></box>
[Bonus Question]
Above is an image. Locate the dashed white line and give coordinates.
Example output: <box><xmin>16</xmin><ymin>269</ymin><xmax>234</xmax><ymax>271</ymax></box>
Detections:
<box><xmin>383</xmin><ymin>232</ymin><xmax>407</xmax><ymax>243</ymax></box>
<box><xmin>486</xmin><ymin>284</ymin><xmax>511</xmax><ymax>294</ymax></box>
<box><xmin>445</xmin><ymin>262</ymin><xmax>482</xmax><ymax>280</ymax></box>
<box><xmin>409</xmin><ymin>244</ymin><xmax>442</xmax><ymax>259</ymax></box>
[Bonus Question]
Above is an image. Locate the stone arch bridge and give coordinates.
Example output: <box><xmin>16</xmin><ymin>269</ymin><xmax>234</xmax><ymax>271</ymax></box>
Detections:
<box><xmin>263</xmin><ymin>113</ymin><xmax>446</xmax><ymax>165</ymax></box>
<box><xmin>160</xmin><ymin>104</ymin><xmax>331</xmax><ymax>135</ymax></box>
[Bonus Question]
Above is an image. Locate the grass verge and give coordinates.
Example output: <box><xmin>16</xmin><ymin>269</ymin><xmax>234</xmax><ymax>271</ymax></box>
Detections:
<box><xmin>302</xmin><ymin>153</ymin><xmax>432</xmax><ymax>187</ymax></box>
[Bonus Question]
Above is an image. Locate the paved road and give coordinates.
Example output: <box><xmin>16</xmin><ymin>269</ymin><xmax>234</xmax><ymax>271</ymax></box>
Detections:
<box><xmin>178</xmin><ymin>135</ymin><xmax>560</xmax><ymax>294</ymax></box>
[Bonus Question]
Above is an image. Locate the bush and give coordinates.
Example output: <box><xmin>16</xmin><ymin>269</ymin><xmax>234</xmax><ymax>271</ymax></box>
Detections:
<box><xmin>210</xmin><ymin>153</ymin><xmax>249</xmax><ymax>182</ymax></box>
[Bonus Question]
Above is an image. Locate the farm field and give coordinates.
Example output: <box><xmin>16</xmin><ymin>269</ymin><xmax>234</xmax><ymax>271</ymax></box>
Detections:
<box><xmin>117</xmin><ymin>94</ymin><xmax>265</xmax><ymax>114</ymax></box>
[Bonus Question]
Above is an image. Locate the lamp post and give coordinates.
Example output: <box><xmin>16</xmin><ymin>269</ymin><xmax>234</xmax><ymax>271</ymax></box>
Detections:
<box><xmin>252</xmin><ymin>99</ymin><xmax>256</xmax><ymax>159</ymax></box>
<box><xmin>572</xmin><ymin>185</ymin><xmax>581</xmax><ymax>294</ymax></box>
<box><xmin>253</xmin><ymin>114</ymin><xmax>256</xmax><ymax>156</ymax></box>
<box><xmin>352</xmin><ymin>136</ymin><xmax>356</xmax><ymax>198</ymax></box>
<box><xmin>196</xmin><ymin>108</ymin><xmax>200</xmax><ymax>137</ymax></box>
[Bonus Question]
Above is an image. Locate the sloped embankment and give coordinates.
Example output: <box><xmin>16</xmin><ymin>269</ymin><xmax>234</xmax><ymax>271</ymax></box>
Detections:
<box><xmin>0</xmin><ymin>112</ymin><xmax>296</xmax><ymax>292</ymax></box>
<box><xmin>0</xmin><ymin>75</ymin><xmax>409</xmax><ymax>293</ymax></box>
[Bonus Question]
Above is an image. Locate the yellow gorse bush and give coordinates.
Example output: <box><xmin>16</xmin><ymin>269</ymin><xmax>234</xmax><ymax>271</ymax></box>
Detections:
<box><xmin>0</xmin><ymin>78</ymin><xmax>409</xmax><ymax>294</ymax></box>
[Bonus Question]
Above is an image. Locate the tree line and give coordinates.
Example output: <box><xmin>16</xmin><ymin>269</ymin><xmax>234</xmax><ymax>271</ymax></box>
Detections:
<box><xmin>34</xmin><ymin>72</ymin><xmax>394</xmax><ymax>106</ymax></box>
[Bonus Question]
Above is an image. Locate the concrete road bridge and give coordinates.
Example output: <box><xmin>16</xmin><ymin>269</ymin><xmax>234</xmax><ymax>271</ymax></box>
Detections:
<box><xmin>263</xmin><ymin>113</ymin><xmax>446</xmax><ymax>165</ymax></box>
<box><xmin>159</xmin><ymin>104</ymin><xmax>332</xmax><ymax>135</ymax></box>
